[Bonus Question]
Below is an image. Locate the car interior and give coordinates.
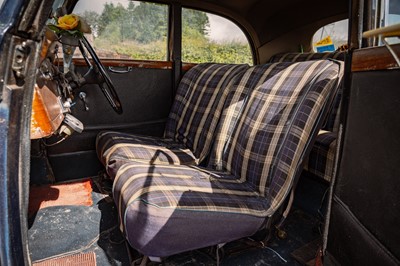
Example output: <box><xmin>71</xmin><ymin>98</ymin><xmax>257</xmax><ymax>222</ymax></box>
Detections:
<box><xmin>0</xmin><ymin>0</ymin><xmax>399</xmax><ymax>265</ymax></box>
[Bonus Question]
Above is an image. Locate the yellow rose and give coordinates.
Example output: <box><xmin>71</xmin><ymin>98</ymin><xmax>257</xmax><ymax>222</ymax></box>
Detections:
<box><xmin>57</xmin><ymin>14</ymin><xmax>79</xmax><ymax>30</ymax></box>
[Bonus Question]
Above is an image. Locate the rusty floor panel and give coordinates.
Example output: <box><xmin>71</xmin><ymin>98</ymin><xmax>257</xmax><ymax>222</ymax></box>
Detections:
<box><xmin>29</xmin><ymin>179</ymin><xmax>93</xmax><ymax>216</ymax></box>
<box><xmin>33</xmin><ymin>252</ymin><xmax>96</xmax><ymax>266</ymax></box>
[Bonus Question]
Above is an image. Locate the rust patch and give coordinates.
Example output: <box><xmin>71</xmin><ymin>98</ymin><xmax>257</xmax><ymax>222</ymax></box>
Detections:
<box><xmin>29</xmin><ymin>179</ymin><xmax>93</xmax><ymax>216</ymax></box>
<box><xmin>33</xmin><ymin>252</ymin><xmax>96</xmax><ymax>266</ymax></box>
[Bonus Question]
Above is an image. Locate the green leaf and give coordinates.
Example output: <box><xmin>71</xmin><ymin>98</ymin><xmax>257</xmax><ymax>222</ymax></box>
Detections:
<box><xmin>47</xmin><ymin>24</ymin><xmax>61</xmax><ymax>33</ymax></box>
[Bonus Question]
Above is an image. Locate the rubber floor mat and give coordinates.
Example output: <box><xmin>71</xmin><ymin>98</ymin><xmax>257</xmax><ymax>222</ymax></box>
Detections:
<box><xmin>33</xmin><ymin>252</ymin><xmax>96</xmax><ymax>266</ymax></box>
<box><xmin>29</xmin><ymin>179</ymin><xmax>93</xmax><ymax>216</ymax></box>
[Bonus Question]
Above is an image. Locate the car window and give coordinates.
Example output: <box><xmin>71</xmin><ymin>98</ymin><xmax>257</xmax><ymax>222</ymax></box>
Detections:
<box><xmin>363</xmin><ymin>0</ymin><xmax>400</xmax><ymax>46</ymax></box>
<box><xmin>387</xmin><ymin>0</ymin><xmax>400</xmax><ymax>23</ymax></box>
<box><xmin>312</xmin><ymin>19</ymin><xmax>348</xmax><ymax>52</ymax></box>
<box><xmin>73</xmin><ymin>0</ymin><xmax>168</xmax><ymax>60</ymax></box>
<box><xmin>384</xmin><ymin>0</ymin><xmax>400</xmax><ymax>44</ymax></box>
<box><xmin>182</xmin><ymin>8</ymin><xmax>253</xmax><ymax>64</ymax></box>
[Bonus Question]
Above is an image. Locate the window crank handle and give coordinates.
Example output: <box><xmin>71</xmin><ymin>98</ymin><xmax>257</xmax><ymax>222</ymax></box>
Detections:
<box><xmin>79</xmin><ymin>92</ymin><xmax>89</xmax><ymax>111</ymax></box>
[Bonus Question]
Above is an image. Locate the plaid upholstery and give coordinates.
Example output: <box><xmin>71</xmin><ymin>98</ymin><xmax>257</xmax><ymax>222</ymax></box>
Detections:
<box><xmin>269</xmin><ymin>51</ymin><xmax>345</xmax><ymax>182</ymax></box>
<box><xmin>304</xmin><ymin>131</ymin><xmax>337</xmax><ymax>182</ymax></box>
<box><xmin>96</xmin><ymin>63</ymin><xmax>248</xmax><ymax>177</ymax></box>
<box><xmin>114</xmin><ymin>164</ymin><xmax>265</xmax><ymax>257</ymax></box>
<box><xmin>164</xmin><ymin>63</ymin><xmax>249</xmax><ymax>161</ymax></box>
<box><xmin>222</xmin><ymin>60</ymin><xmax>343</xmax><ymax>208</ymax></box>
<box><xmin>112</xmin><ymin>60</ymin><xmax>343</xmax><ymax>257</ymax></box>
<box><xmin>96</xmin><ymin>131</ymin><xmax>197</xmax><ymax>177</ymax></box>
<box><xmin>269</xmin><ymin>51</ymin><xmax>345</xmax><ymax>63</ymax></box>
<box><xmin>209</xmin><ymin>62</ymin><xmax>302</xmax><ymax>170</ymax></box>
<box><xmin>114</xmin><ymin>164</ymin><xmax>268</xmax><ymax>218</ymax></box>
<box><xmin>269</xmin><ymin>51</ymin><xmax>345</xmax><ymax>132</ymax></box>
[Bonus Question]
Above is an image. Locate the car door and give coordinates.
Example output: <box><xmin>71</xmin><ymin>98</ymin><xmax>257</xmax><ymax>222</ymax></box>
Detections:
<box><xmin>0</xmin><ymin>0</ymin><xmax>47</xmax><ymax>264</ymax></box>
<box><xmin>324</xmin><ymin>0</ymin><xmax>400</xmax><ymax>264</ymax></box>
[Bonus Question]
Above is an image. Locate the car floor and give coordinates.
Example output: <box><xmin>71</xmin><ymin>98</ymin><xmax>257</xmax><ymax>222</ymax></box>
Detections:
<box><xmin>28</xmin><ymin>177</ymin><xmax>131</xmax><ymax>265</ymax></box>
<box><xmin>28</xmin><ymin>172</ymin><xmax>329</xmax><ymax>266</ymax></box>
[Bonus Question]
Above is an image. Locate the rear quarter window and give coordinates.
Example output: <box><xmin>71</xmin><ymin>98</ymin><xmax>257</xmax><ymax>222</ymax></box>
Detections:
<box><xmin>312</xmin><ymin>19</ymin><xmax>348</xmax><ymax>52</ymax></box>
<box><xmin>182</xmin><ymin>8</ymin><xmax>253</xmax><ymax>65</ymax></box>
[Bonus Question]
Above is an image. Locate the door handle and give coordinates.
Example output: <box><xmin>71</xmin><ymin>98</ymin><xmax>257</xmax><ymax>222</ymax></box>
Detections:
<box><xmin>108</xmin><ymin>66</ymin><xmax>132</xmax><ymax>74</ymax></box>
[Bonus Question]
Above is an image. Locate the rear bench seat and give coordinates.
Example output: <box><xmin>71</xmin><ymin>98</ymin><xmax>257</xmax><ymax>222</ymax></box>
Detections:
<box><xmin>269</xmin><ymin>51</ymin><xmax>346</xmax><ymax>182</ymax></box>
<box><xmin>98</xmin><ymin>59</ymin><xmax>344</xmax><ymax>257</ymax></box>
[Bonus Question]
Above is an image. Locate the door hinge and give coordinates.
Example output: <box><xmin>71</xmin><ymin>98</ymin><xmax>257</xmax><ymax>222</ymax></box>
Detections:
<box><xmin>12</xmin><ymin>41</ymin><xmax>31</xmax><ymax>80</ymax></box>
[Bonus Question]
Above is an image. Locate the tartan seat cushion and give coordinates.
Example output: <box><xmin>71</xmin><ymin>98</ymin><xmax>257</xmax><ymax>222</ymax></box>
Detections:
<box><xmin>96</xmin><ymin>63</ymin><xmax>248</xmax><ymax>177</ymax></box>
<box><xmin>113</xmin><ymin>163</ymin><xmax>267</xmax><ymax>257</ymax></box>
<box><xmin>304</xmin><ymin>131</ymin><xmax>337</xmax><ymax>182</ymax></box>
<box><xmin>113</xmin><ymin>60</ymin><xmax>343</xmax><ymax>257</ymax></box>
<box><xmin>96</xmin><ymin>132</ymin><xmax>197</xmax><ymax>177</ymax></box>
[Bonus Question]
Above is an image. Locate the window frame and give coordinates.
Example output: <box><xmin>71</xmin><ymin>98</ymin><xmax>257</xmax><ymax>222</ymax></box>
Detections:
<box><xmin>69</xmin><ymin>0</ymin><xmax>256</xmax><ymax>65</ymax></box>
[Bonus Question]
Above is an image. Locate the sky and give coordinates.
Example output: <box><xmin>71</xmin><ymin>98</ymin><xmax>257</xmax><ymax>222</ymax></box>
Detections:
<box><xmin>74</xmin><ymin>0</ymin><xmax>247</xmax><ymax>43</ymax></box>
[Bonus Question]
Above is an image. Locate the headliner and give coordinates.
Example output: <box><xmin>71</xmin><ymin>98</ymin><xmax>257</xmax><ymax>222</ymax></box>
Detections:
<box><xmin>169</xmin><ymin>0</ymin><xmax>348</xmax><ymax>47</ymax></box>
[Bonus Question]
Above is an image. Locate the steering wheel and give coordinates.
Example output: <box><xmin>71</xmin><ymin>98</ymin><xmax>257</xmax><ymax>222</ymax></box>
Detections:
<box><xmin>78</xmin><ymin>36</ymin><xmax>123</xmax><ymax>114</ymax></box>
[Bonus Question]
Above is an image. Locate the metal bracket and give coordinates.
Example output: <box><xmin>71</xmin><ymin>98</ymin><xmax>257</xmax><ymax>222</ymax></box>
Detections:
<box><xmin>382</xmin><ymin>38</ymin><xmax>400</xmax><ymax>67</ymax></box>
<box><xmin>11</xmin><ymin>42</ymin><xmax>31</xmax><ymax>80</ymax></box>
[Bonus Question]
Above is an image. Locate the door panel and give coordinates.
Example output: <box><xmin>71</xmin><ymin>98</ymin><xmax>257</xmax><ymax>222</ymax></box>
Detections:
<box><xmin>42</xmin><ymin>62</ymin><xmax>173</xmax><ymax>181</ymax></box>
<box><xmin>335</xmin><ymin>70</ymin><xmax>400</xmax><ymax>257</ymax></box>
<box><xmin>325</xmin><ymin>44</ymin><xmax>400</xmax><ymax>264</ymax></box>
<box><xmin>326</xmin><ymin>198</ymin><xmax>398</xmax><ymax>266</ymax></box>
<box><xmin>72</xmin><ymin>65</ymin><xmax>172</xmax><ymax>128</ymax></box>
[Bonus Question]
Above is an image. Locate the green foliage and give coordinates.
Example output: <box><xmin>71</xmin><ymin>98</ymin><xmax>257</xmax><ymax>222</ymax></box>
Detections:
<box><xmin>81</xmin><ymin>11</ymin><xmax>100</xmax><ymax>35</ymax></box>
<box><xmin>97</xmin><ymin>3</ymin><xmax>126</xmax><ymax>37</ymax></box>
<box><xmin>81</xmin><ymin>2</ymin><xmax>253</xmax><ymax>64</ymax></box>
<box><xmin>94</xmin><ymin>2</ymin><xmax>167</xmax><ymax>44</ymax></box>
<box><xmin>182</xmin><ymin>28</ymin><xmax>252</xmax><ymax>64</ymax></box>
<box><xmin>182</xmin><ymin>9</ymin><xmax>209</xmax><ymax>37</ymax></box>
<box><xmin>94</xmin><ymin>38</ymin><xmax>167</xmax><ymax>61</ymax></box>
<box><xmin>132</xmin><ymin>3</ymin><xmax>168</xmax><ymax>43</ymax></box>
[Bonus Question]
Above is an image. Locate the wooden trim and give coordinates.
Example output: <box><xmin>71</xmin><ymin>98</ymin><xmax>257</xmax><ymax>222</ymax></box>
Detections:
<box><xmin>352</xmin><ymin>44</ymin><xmax>400</xmax><ymax>72</ymax></box>
<box><xmin>182</xmin><ymin>62</ymin><xmax>197</xmax><ymax>71</ymax></box>
<box><xmin>73</xmin><ymin>58</ymin><xmax>173</xmax><ymax>69</ymax></box>
<box><xmin>72</xmin><ymin>58</ymin><xmax>198</xmax><ymax>72</ymax></box>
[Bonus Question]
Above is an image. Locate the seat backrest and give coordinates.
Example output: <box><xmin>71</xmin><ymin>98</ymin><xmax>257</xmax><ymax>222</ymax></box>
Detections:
<box><xmin>269</xmin><ymin>51</ymin><xmax>346</xmax><ymax>132</ymax></box>
<box><xmin>215</xmin><ymin>60</ymin><xmax>343</xmax><ymax>212</ymax></box>
<box><xmin>164</xmin><ymin>63</ymin><xmax>249</xmax><ymax>162</ymax></box>
<box><xmin>209</xmin><ymin>62</ymin><xmax>297</xmax><ymax>170</ymax></box>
